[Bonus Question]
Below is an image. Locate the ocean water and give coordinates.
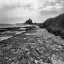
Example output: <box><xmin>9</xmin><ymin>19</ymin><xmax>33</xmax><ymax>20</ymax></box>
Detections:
<box><xmin>0</xmin><ymin>24</ymin><xmax>15</xmax><ymax>28</ymax></box>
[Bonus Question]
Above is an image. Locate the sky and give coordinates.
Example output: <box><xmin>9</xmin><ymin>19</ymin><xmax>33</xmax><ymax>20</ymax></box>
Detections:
<box><xmin>0</xmin><ymin>0</ymin><xmax>64</xmax><ymax>24</ymax></box>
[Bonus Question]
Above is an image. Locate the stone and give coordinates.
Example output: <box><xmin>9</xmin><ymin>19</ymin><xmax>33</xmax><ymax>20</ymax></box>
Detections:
<box><xmin>11</xmin><ymin>62</ymin><xmax>15</xmax><ymax>64</ymax></box>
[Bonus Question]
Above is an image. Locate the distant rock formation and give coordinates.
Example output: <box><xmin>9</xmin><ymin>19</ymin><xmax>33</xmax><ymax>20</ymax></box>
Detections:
<box><xmin>25</xmin><ymin>19</ymin><xmax>33</xmax><ymax>24</ymax></box>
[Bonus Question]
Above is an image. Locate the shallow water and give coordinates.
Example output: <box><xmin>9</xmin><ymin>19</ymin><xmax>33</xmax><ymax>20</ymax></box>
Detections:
<box><xmin>0</xmin><ymin>24</ymin><xmax>15</xmax><ymax>28</ymax></box>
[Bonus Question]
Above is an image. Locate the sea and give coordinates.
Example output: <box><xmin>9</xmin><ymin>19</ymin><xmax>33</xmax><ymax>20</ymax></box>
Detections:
<box><xmin>0</xmin><ymin>24</ymin><xmax>16</xmax><ymax>28</ymax></box>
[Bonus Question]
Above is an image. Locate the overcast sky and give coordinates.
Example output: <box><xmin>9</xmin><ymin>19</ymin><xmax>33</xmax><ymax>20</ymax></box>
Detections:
<box><xmin>0</xmin><ymin>0</ymin><xmax>64</xmax><ymax>24</ymax></box>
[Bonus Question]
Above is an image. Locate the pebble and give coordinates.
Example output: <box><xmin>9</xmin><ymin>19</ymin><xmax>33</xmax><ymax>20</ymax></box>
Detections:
<box><xmin>34</xmin><ymin>60</ymin><xmax>39</xmax><ymax>63</ymax></box>
<box><xmin>6</xmin><ymin>45</ymin><xmax>13</xmax><ymax>50</ymax></box>
<box><xmin>11</xmin><ymin>62</ymin><xmax>15</xmax><ymax>64</ymax></box>
<box><xmin>11</xmin><ymin>49</ymin><xmax>15</xmax><ymax>52</ymax></box>
<box><xmin>6</xmin><ymin>57</ymin><xmax>8</xmax><ymax>59</ymax></box>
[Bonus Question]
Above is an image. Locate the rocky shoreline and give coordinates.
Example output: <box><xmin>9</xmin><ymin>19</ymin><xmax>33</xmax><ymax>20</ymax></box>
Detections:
<box><xmin>0</xmin><ymin>26</ymin><xmax>64</xmax><ymax>64</ymax></box>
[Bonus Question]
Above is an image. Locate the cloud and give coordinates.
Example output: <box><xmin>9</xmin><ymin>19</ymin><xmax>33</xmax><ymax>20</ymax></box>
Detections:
<box><xmin>0</xmin><ymin>0</ymin><xmax>64</xmax><ymax>23</ymax></box>
<box><xmin>39</xmin><ymin>3</ymin><xmax>62</xmax><ymax>11</ymax></box>
<box><xmin>0</xmin><ymin>0</ymin><xmax>38</xmax><ymax>24</ymax></box>
<box><xmin>0</xmin><ymin>0</ymin><xmax>38</xmax><ymax>10</ymax></box>
<box><xmin>0</xmin><ymin>0</ymin><xmax>64</xmax><ymax>12</ymax></box>
<box><xmin>56</xmin><ymin>0</ymin><xmax>63</xmax><ymax>4</ymax></box>
<box><xmin>1</xmin><ymin>4</ymin><xmax>21</xmax><ymax>11</ymax></box>
<box><xmin>38</xmin><ymin>0</ymin><xmax>64</xmax><ymax>13</ymax></box>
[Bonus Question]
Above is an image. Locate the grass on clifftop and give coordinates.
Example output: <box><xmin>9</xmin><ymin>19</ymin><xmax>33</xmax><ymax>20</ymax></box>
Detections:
<box><xmin>36</xmin><ymin>13</ymin><xmax>64</xmax><ymax>39</ymax></box>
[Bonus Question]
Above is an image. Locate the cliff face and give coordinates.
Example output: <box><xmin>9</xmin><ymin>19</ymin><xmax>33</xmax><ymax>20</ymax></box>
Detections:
<box><xmin>42</xmin><ymin>13</ymin><xmax>64</xmax><ymax>38</ymax></box>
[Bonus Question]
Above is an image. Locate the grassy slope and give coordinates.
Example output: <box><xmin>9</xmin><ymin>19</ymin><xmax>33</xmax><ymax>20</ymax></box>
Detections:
<box><xmin>37</xmin><ymin>13</ymin><xmax>64</xmax><ymax>39</ymax></box>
